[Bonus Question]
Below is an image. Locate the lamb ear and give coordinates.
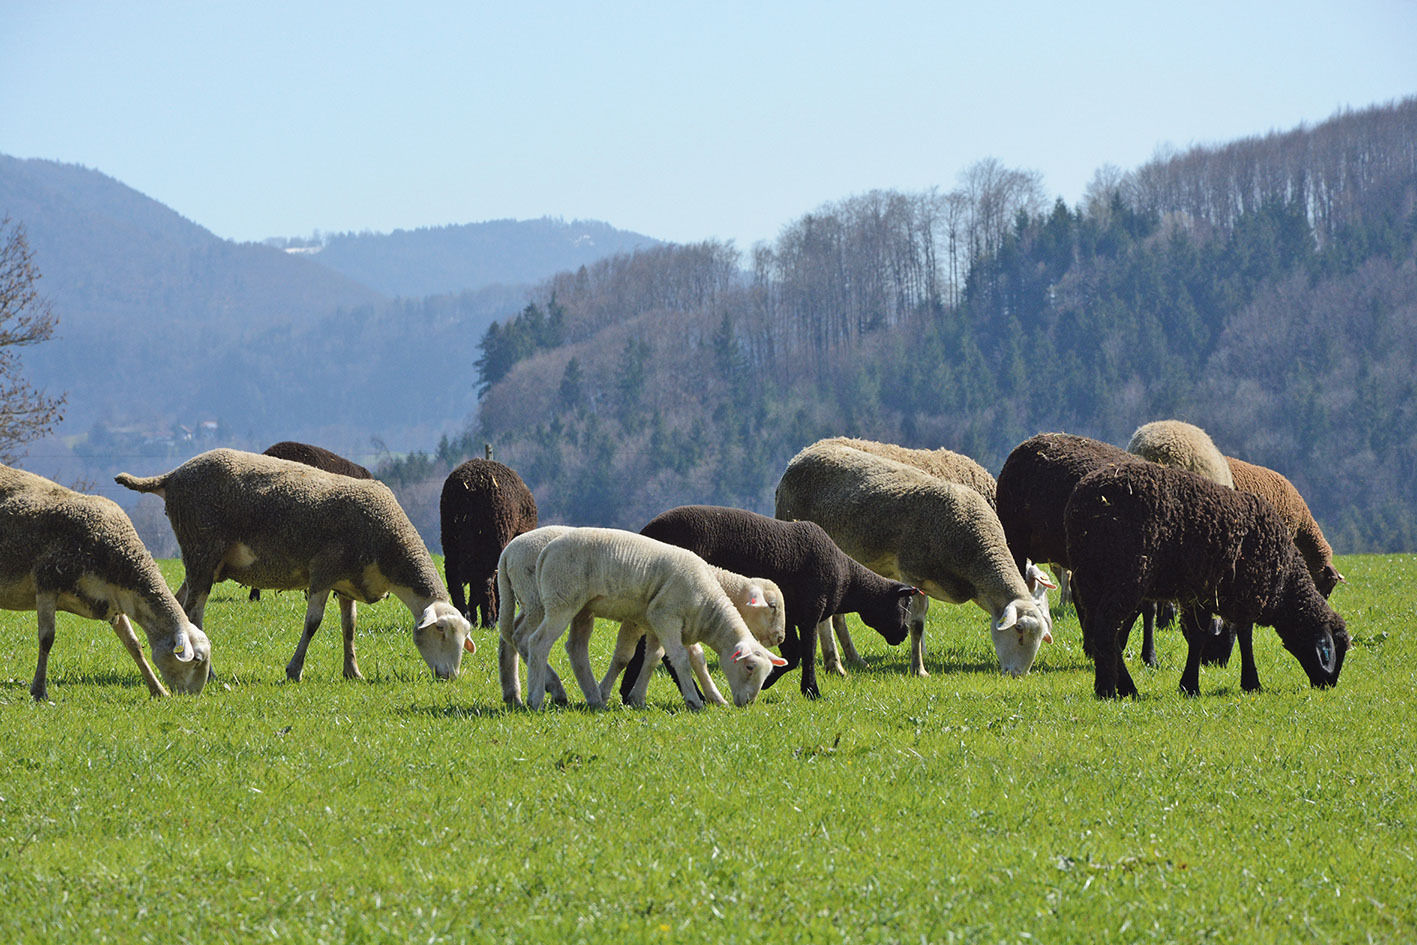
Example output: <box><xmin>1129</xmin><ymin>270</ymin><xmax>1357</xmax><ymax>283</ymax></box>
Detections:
<box><xmin>1026</xmin><ymin>563</ymin><xmax>1057</xmax><ymax>590</ymax></box>
<box><xmin>769</xmin><ymin>654</ymin><xmax>788</xmax><ymax>667</ymax></box>
<box><xmin>416</xmin><ymin>605</ymin><xmax>439</xmax><ymax>632</ymax></box>
<box><xmin>995</xmin><ymin>602</ymin><xmax>1019</xmax><ymax>632</ymax></box>
<box><xmin>172</xmin><ymin>629</ymin><xmax>195</xmax><ymax>662</ymax></box>
<box><xmin>744</xmin><ymin>585</ymin><xmax>768</xmax><ymax>609</ymax></box>
<box><xmin>1042</xmin><ymin>626</ymin><xmax>1054</xmax><ymax>644</ymax></box>
<box><xmin>463</xmin><ymin>634</ymin><xmax>477</xmax><ymax>654</ymax></box>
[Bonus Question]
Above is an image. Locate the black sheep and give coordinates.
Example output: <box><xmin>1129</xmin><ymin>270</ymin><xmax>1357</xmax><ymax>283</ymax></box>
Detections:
<box><xmin>1064</xmin><ymin>462</ymin><xmax>1348</xmax><ymax>699</ymax></box>
<box><xmin>439</xmin><ymin>459</ymin><xmax>538</xmax><ymax>627</ymax></box>
<box><xmin>623</xmin><ymin>505</ymin><xmax>918</xmax><ymax>700</ymax></box>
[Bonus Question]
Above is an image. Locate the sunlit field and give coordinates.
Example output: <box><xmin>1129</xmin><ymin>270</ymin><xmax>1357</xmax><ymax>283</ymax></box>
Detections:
<box><xmin>1</xmin><ymin>554</ymin><xmax>1413</xmax><ymax>943</ymax></box>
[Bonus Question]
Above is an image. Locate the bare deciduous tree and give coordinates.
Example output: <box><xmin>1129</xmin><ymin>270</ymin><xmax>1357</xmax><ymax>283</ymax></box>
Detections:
<box><xmin>0</xmin><ymin>217</ymin><xmax>65</xmax><ymax>462</ymax></box>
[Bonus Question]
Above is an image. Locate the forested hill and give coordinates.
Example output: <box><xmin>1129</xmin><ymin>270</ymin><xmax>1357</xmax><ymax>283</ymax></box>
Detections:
<box><xmin>393</xmin><ymin>98</ymin><xmax>1417</xmax><ymax>553</ymax></box>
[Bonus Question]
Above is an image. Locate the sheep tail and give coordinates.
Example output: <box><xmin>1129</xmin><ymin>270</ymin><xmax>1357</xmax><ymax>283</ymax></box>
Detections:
<box><xmin>114</xmin><ymin>471</ymin><xmax>168</xmax><ymax>496</ymax></box>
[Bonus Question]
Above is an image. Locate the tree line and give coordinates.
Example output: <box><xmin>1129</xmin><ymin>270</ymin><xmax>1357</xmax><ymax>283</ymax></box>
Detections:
<box><xmin>380</xmin><ymin>98</ymin><xmax>1417</xmax><ymax>553</ymax></box>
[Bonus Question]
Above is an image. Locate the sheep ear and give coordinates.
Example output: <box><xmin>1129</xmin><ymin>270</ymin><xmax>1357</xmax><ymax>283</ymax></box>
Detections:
<box><xmin>417</xmin><ymin>605</ymin><xmax>439</xmax><ymax>632</ymax></box>
<box><xmin>173</xmin><ymin>629</ymin><xmax>195</xmax><ymax>662</ymax></box>
<box><xmin>769</xmin><ymin>654</ymin><xmax>787</xmax><ymax>667</ymax></box>
<box><xmin>1042</xmin><ymin>626</ymin><xmax>1054</xmax><ymax>644</ymax></box>
<box><xmin>744</xmin><ymin>585</ymin><xmax>769</xmax><ymax>608</ymax></box>
<box><xmin>995</xmin><ymin>602</ymin><xmax>1019</xmax><ymax>632</ymax></box>
<box><xmin>1026</xmin><ymin>563</ymin><xmax>1057</xmax><ymax>591</ymax></box>
<box><xmin>463</xmin><ymin>634</ymin><xmax>477</xmax><ymax>654</ymax></box>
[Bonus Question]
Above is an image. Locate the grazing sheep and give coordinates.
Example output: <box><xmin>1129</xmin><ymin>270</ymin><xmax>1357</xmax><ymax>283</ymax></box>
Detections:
<box><xmin>605</xmin><ymin>564</ymin><xmax>786</xmax><ymax>709</ymax></box>
<box><xmin>440</xmin><ymin>459</ymin><xmax>538</xmax><ymax>627</ymax></box>
<box><xmin>522</xmin><ymin>528</ymin><xmax>787</xmax><ymax>710</ymax></box>
<box><xmin>1126</xmin><ymin>420</ymin><xmax>1236</xmax><ymax>666</ymax></box>
<box><xmin>621</xmin><ymin>505</ymin><xmax>918</xmax><ymax>699</ymax></box>
<box><xmin>812</xmin><ymin>438</ymin><xmax>1056</xmax><ymax>669</ymax></box>
<box><xmin>249</xmin><ymin>441</ymin><xmax>373</xmax><ymax>602</ymax></box>
<box><xmin>116</xmin><ymin>449</ymin><xmax>473</xmax><ymax>682</ymax></box>
<box><xmin>496</xmin><ymin>523</ymin><xmax>785</xmax><ymax>708</ymax></box>
<box><xmin>1064</xmin><ymin>462</ymin><xmax>1348</xmax><ymax>698</ymax></box>
<box><xmin>776</xmin><ymin>442</ymin><xmax>1051</xmax><ymax>679</ymax></box>
<box><xmin>1218</xmin><ymin>455</ymin><xmax>1346</xmax><ymax>691</ymax></box>
<box><xmin>1</xmin><ymin>464</ymin><xmax>210</xmax><ymax>701</ymax></box>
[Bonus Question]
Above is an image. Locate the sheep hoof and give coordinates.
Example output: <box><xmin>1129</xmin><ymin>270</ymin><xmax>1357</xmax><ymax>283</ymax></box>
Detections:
<box><xmin>823</xmin><ymin>660</ymin><xmax>847</xmax><ymax>677</ymax></box>
<box><xmin>343</xmin><ymin>666</ymin><xmax>365</xmax><ymax>682</ymax></box>
<box><xmin>285</xmin><ymin>665</ymin><xmax>303</xmax><ymax>683</ymax></box>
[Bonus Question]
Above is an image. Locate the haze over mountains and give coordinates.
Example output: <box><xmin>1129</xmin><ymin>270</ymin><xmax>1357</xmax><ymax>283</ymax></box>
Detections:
<box><xmin>0</xmin><ymin>154</ymin><xmax>659</xmax><ymax>493</ymax></box>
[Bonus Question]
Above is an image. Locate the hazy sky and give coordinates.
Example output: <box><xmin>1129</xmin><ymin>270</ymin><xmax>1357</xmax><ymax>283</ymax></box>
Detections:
<box><xmin>4</xmin><ymin>1</ymin><xmax>1415</xmax><ymax>248</ymax></box>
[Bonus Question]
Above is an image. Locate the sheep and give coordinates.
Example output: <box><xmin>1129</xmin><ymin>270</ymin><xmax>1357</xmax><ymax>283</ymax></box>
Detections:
<box><xmin>115</xmin><ymin>448</ymin><xmax>473</xmax><ymax>682</ymax></box>
<box><xmin>249</xmin><ymin>441</ymin><xmax>373</xmax><ymax>602</ymax></box>
<box><xmin>811</xmin><ymin>437</ymin><xmax>1056</xmax><ymax>670</ymax></box>
<box><xmin>775</xmin><ymin>442</ymin><xmax>1052</xmax><ymax>679</ymax></box>
<box><xmin>1</xmin><ymin>464</ymin><xmax>210</xmax><ymax>701</ymax></box>
<box><xmin>1217</xmin><ymin>454</ymin><xmax>1347</xmax><ymax>691</ymax></box>
<box><xmin>1127</xmin><ymin>419</ymin><xmax>1236</xmax><ymax>488</ymax></box>
<box><xmin>1126</xmin><ymin>420</ymin><xmax>1236</xmax><ymax>665</ymax></box>
<box><xmin>621</xmin><ymin>504</ymin><xmax>918</xmax><ymax>700</ymax></box>
<box><xmin>440</xmin><ymin>459</ymin><xmax>538</xmax><ymax>627</ymax></box>
<box><xmin>496</xmin><ymin>524</ymin><xmax>785</xmax><ymax>708</ymax></box>
<box><xmin>521</xmin><ymin>528</ymin><xmax>787</xmax><ymax>710</ymax></box>
<box><xmin>1064</xmin><ymin>462</ymin><xmax>1348</xmax><ymax>698</ymax></box>
<box><xmin>606</xmin><ymin>563</ymin><xmax>787</xmax><ymax>709</ymax></box>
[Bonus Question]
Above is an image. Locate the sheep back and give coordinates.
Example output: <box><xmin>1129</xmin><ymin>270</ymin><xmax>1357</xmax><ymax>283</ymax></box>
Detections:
<box><xmin>818</xmin><ymin>437</ymin><xmax>997</xmax><ymax>508</ymax></box>
<box><xmin>1226</xmin><ymin>456</ymin><xmax>1341</xmax><ymax>596</ymax></box>
<box><xmin>262</xmin><ymin>441</ymin><xmax>373</xmax><ymax>479</ymax></box>
<box><xmin>439</xmin><ymin>459</ymin><xmax>538</xmax><ymax>626</ymax></box>
<box><xmin>1127</xmin><ymin>420</ymin><xmax>1235</xmax><ymax>488</ymax></box>
<box><xmin>995</xmin><ymin>433</ymin><xmax>1141</xmax><ymax>576</ymax></box>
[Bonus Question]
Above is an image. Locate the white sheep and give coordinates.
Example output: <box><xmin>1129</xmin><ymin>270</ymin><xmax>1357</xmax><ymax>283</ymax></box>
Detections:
<box><xmin>522</xmin><ymin>528</ymin><xmax>787</xmax><ymax>710</ymax></box>
<box><xmin>776</xmin><ymin>441</ymin><xmax>1052</xmax><ymax>677</ymax></box>
<box><xmin>116</xmin><ymin>448</ymin><xmax>472</xmax><ymax>682</ymax></box>
<box><xmin>810</xmin><ymin>437</ymin><xmax>1057</xmax><ymax>673</ymax></box>
<box><xmin>2</xmin><ymin>464</ymin><xmax>210</xmax><ymax>700</ymax></box>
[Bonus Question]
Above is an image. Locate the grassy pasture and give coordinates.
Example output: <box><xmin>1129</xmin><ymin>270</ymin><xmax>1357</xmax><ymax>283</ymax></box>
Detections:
<box><xmin>1</xmin><ymin>554</ymin><xmax>1414</xmax><ymax>943</ymax></box>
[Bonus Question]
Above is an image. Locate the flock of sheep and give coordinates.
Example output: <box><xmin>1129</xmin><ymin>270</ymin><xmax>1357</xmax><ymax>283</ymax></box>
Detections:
<box><xmin>0</xmin><ymin>420</ymin><xmax>1349</xmax><ymax>705</ymax></box>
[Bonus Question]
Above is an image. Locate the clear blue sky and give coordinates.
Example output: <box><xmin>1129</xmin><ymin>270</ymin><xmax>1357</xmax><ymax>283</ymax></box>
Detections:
<box><xmin>4</xmin><ymin>1</ymin><xmax>1415</xmax><ymax>249</ymax></box>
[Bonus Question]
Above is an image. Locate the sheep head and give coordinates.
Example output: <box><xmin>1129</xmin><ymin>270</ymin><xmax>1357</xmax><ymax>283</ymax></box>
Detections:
<box><xmin>991</xmin><ymin>599</ymin><xmax>1051</xmax><ymax>676</ymax></box>
<box><xmin>151</xmin><ymin>619</ymin><xmax>212</xmax><ymax>695</ymax></box>
<box><xmin>734</xmin><ymin>579</ymin><xmax>787</xmax><ymax>647</ymax></box>
<box><xmin>413</xmin><ymin>602</ymin><xmax>475</xmax><ymax>680</ymax></box>
<box><xmin>721</xmin><ymin>639</ymin><xmax>788</xmax><ymax>706</ymax></box>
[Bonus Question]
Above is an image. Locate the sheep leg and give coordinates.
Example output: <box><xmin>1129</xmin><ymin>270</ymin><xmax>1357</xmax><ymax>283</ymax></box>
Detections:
<box><xmin>797</xmin><ymin>617</ymin><xmax>823</xmax><ymax>699</ymax></box>
<box><xmin>1075</xmin><ymin>579</ymin><xmax>1136</xmax><ymax>698</ymax></box>
<box><xmin>1140</xmin><ymin>604</ymin><xmax>1159</xmax><ymax>667</ymax></box>
<box><xmin>1236</xmin><ymin>623</ymin><xmax>1262</xmax><ymax>692</ymax></box>
<box><xmin>687</xmin><ymin>644</ymin><xmax>729</xmax><ymax>707</ymax></box>
<box><xmin>110</xmin><ymin>614</ymin><xmax>169</xmax><ymax>698</ymax></box>
<box><xmin>512</xmin><ymin>604</ymin><xmax>568</xmax><ymax>705</ymax></box>
<box><xmin>761</xmin><ymin>624</ymin><xmax>801</xmax><ymax>691</ymax></box>
<box><xmin>907</xmin><ymin>593</ymin><xmax>930</xmax><ymax>678</ymax></box>
<box><xmin>285</xmin><ymin>589</ymin><xmax>332</xmax><ymax>682</ymax></box>
<box><xmin>565</xmin><ymin>609</ymin><xmax>605</xmax><ymax>708</ymax></box>
<box><xmin>30</xmin><ymin>592</ymin><xmax>58</xmax><ymax>701</ymax></box>
<box><xmin>525</xmin><ymin>605</ymin><xmax>576</xmax><ymax>710</ymax></box>
<box><xmin>832</xmin><ymin>614</ymin><xmax>867</xmax><ymax>669</ymax></box>
<box><xmin>601</xmin><ymin>621</ymin><xmax>646</xmax><ymax>703</ymax></box>
<box><xmin>337</xmin><ymin>594</ymin><xmax>362</xmax><ymax>681</ymax></box>
<box><xmin>817</xmin><ymin>618</ymin><xmax>843</xmax><ymax>675</ymax></box>
<box><xmin>626</xmin><ymin>634</ymin><xmax>666</xmax><ymax>708</ymax></box>
<box><xmin>499</xmin><ymin>611</ymin><xmax>524</xmax><ymax>706</ymax></box>
<box><xmin>656</xmin><ymin>630</ymin><xmax>706</xmax><ymax>711</ymax></box>
<box><xmin>1176</xmin><ymin>607</ymin><xmax>1210</xmax><ymax>696</ymax></box>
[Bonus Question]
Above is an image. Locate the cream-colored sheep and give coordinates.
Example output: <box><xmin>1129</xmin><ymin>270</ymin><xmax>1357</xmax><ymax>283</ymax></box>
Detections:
<box><xmin>116</xmin><ymin>448</ymin><xmax>472</xmax><ymax>682</ymax></box>
<box><xmin>1</xmin><ymin>464</ymin><xmax>210</xmax><ymax>700</ymax></box>
<box><xmin>1127</xmin><ymin>419</ymin><xmax>1235</xmax><ymax>488</ymax></box>
<box><xmin>776</xmin><ymin>441</ymin><xmax>1052</xmax><ymax>677</ymax></box>
<box><xmin>522</xmin><ymin>528</ymin><xmax>786</xmax><ymax>710</ymax></box>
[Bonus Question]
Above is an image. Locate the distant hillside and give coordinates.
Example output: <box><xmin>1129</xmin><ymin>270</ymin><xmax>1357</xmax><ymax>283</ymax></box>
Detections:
<box><xmin>281</xmin><ymin>218</ymin><xmax>662</xmax><ymax>298</ymax></box>
<box><xmin>0</xmin><ymin>155</ymin><xmax>387</xmax><ymax>437</ymax></box>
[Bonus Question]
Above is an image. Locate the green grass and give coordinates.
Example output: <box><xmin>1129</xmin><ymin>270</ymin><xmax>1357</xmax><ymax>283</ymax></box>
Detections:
<box><xmin>1</xmin><ymin>554</ymin><xmax>1414</xmax><ymax>943</ymax></box>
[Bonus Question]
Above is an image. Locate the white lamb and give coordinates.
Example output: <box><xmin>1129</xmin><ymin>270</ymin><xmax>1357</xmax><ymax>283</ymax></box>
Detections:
<box><xmin>522</xmin><ymin>528</ymin><xmax>787</xmax><ymax>710</ymax></box>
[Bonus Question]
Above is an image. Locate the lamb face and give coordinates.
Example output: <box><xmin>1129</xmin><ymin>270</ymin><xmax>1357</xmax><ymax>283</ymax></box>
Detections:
<box><xmin>149</xmin><ymin>620</ymin><xmax>213</xmax><ymax>694</ymax></box>
<box><xmin>719</xmin><ymin>639</ymin><xmax>785</xmax><ymax>706</ymax></box>
<box><xmin>732</xmin><ymin>579</ymin><xmax>787</xmax><ymax>647</ymax></box>
<box><xmin>413</xmin><ymin>602</ymin><xmax>475</xmax><ymax>679</ymax></box>
<box><xmin>990</xmin><ymin>599</ymin><xmax>1051</xmax><ymax>676</ymax></box>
